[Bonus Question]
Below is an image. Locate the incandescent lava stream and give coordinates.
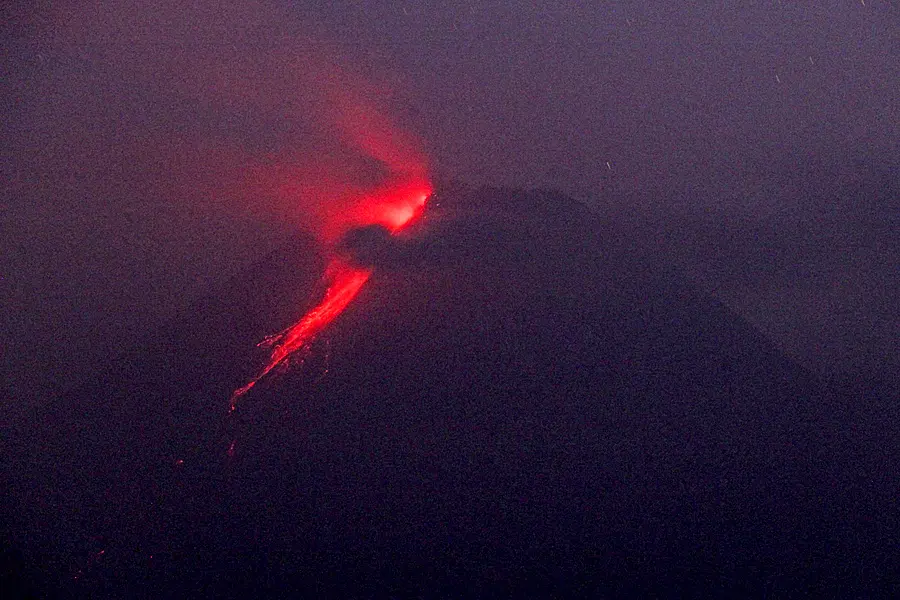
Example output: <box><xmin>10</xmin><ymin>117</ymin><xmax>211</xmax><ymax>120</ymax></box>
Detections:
<box><xmin>230</xmin><ymin>177</ymin><xmax>431</xmax><ymax>409</ymax></box>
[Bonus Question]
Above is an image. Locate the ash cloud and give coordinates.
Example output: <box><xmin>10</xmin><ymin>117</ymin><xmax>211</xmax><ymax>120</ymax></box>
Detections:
<box><xmin>7</xmin><ymin>0</ymin><xmax>429</xmax><ymax>233</ymax></box>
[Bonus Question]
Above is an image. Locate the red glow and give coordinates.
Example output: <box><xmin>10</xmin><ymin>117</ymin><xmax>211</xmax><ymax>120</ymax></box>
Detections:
<box><xmin>231</xmin><ymin>261</ymin><xmax>371</xmax><ymax>408</ymax></box>
<box><xmin>327</xmin><ymin>175</ymin><xmax>433</xmax><ymax>239</ymax></box>
<box><xmin>230</xmin><ymin>178</ymin><xmax>430</xmax><ymax>406</ymax></box>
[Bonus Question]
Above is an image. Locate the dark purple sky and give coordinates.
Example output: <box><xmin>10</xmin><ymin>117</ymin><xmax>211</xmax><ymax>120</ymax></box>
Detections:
<box><xmin>2</xmin><ymin>1</ymin><xmax>898</xmax><ymax>421</ymax></box>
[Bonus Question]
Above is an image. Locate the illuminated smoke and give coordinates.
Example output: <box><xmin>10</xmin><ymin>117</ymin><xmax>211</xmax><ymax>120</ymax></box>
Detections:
<box><xmin>23</xmin><ymin>0</ymin><xmax>431</xmax><ymax>236</ymax></box>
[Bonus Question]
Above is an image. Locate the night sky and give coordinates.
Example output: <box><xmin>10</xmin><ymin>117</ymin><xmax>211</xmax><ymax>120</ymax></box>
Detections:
<box><xmin>1</xmin><ymin>1</ymin><xmax>899</xmax><ymax>595</ymax></box>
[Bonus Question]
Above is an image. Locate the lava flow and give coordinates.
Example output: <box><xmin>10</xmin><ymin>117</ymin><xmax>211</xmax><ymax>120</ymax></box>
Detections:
<box><xmin>230</xmin><ymin>178</ymin><xmax>431</xmax><ymax>409</ymax></box>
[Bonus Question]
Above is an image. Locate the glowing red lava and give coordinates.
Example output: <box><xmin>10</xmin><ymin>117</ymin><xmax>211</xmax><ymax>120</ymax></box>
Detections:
<box><xmin>230</xmin><ymin>262</ymin><xmax>371</xmax><ymax>408</ymax></box>
<box><xmin>230</xmin><ymin>177</ymin><xmax>431</xmax><ymax>409</ymax></box>
<box><xmin>325</xmin><ymin>175</ymin><xmax>432</xmax><ymax>240</ymax></box>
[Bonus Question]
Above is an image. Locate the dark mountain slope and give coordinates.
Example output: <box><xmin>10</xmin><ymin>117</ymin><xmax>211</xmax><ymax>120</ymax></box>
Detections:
<box><xmin>6</xmin><ymin>186</ymin><xmax>895</xmax><ymax>597</ymax></box>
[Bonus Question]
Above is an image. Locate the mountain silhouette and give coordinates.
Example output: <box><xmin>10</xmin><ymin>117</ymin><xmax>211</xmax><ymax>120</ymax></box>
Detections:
<box><xmin>5</xmin><ymin>186</ymin><xmax>896</xmax><ymax>597</ymax></box>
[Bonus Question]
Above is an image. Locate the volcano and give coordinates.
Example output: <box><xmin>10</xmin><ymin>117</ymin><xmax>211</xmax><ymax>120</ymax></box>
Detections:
<box><xmin>5</xmin><ymin>186</ymin><xmax>896</xmax><ymax>597</ymax></box>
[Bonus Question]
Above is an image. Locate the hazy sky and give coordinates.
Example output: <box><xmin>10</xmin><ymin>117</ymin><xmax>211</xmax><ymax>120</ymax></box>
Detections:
<box><xmin>2</xmin><ymin>1</ymin><xmax>898</xmax><ymax>420</ymax></box>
